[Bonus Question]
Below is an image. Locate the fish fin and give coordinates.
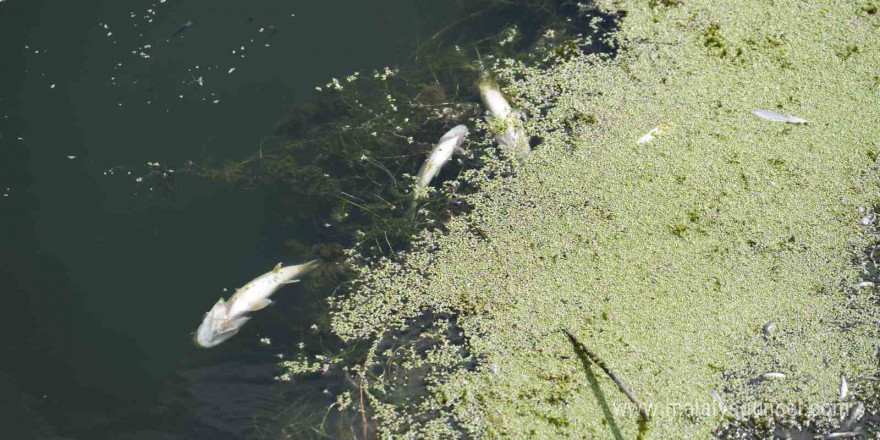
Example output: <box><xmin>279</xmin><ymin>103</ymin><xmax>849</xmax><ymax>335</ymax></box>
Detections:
<box><xmin>249</xmin><ymin>298</ymin><xmax>273</xmax><ymax>312</ymax></box>
<box><xmin>273</xmin><ymin>262</ymin><xmax>282</xmax><ymax>273</ymax></box>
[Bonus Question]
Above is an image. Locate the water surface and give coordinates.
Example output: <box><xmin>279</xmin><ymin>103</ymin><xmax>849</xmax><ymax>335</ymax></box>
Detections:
<box><xmin>0</xmin><ymin>0</ymin><xmax>456</xmax><ymax>438</ymax></box>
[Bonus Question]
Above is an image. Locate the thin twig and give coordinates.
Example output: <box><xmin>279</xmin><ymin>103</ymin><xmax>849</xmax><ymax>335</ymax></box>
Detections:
<box><xmin>360</xmin><ymin>375</ymin><xmax>368</xmax><ymax>440</ymax></box>
<box><xmin>564</xmin><ymin>329</ymin><xmax>651</xmax><ymax>422</ymax></box>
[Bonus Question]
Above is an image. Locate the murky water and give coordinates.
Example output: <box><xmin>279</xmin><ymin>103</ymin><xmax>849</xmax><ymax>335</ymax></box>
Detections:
<box><xmin>0</xmin><ymin>0</ymin><xmax>456</xmax><ymax>438</ymax></box>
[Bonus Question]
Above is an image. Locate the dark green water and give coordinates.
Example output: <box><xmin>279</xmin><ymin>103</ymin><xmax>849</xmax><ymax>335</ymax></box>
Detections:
<box><xmin>0</xmin><ymin>1</ymin><xmax>456</xmax><ymax>438</ymax></box>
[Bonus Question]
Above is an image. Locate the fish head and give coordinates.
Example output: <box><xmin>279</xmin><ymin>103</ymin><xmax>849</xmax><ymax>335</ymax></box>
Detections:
<box><xmin>438</xmin><ymin>125</ymin><xmax>469</xmax><ymax>144</ymax></box>
<box><xmin>193</xmin><ymin>299</ymin><xmax>251</xmax><ymax>348</ymax></box>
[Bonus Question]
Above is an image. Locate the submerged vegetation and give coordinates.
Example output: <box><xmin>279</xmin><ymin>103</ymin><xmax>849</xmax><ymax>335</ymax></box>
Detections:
<box><xmin>193</xmin><ymin>0</ymin><xmax>880</xmax><ymax>438</ymax></box>
<box><xmin>191</xmin><ymin>0</ymin><xmax>617</xmax><ymax>263</ymax></box>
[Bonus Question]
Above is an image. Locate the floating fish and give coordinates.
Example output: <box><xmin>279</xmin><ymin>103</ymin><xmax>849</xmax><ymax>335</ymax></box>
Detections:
<box><xmin>415</xmin><ymin>125</ymin><xmax>469</xmax><ymax>191</ymax></box>
<box><xmin>840</xmin><ymin>401</ymin><xmax>865</xmax><ymax>431</ymax></box>
<box><xmin>636</xmin><ymin>123</ymin><xmax>673</xmax><ymax>145</ymax></box>
<box><xmin>478</xmin><ymin>79</ymin><xmax>529</xmax><ymax>160</ymax></box>
<box><xmin>194</xmin><ymin>260</ymin><xmax>320</xmax><ymax>348</ymax></box>
<box><xmin>172</xmin><ymin>20</ymin><xmax>194</xmax><ymax>38</ymax></box>
<box><xmin>751</xmin><ymin>109</ymin><xmax>808</xmax><ymax>124</ymax></box>
<box><xmin>839</xmin><ymin>375</ymin><xmax>849</xmax><ymax>400</ymax></box>
<box><xmin>760</xmin><ymin>372</ymin><xmax>786</xmax><ymax>380</ymax></box>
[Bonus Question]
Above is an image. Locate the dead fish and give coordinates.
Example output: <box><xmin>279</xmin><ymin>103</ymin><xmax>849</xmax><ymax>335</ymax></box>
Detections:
<box><xmin>825</xmin><ymin>433</ymin><xmax>860</xmax><ymax>439</ymax></box>
<box><xmin>478</xmin><ymin>79</ymin><xmax>529</xmax><ymax>160</ymax></box>
<box><xmin>840</xmin><ymin>401</ymin><xmax>865</xmax><ymax>431</ymax></box>
<box><xmin>194</xmin><ymin>260</ymin><xmax>320</xmax><ymax>348</ymax></box>
<box><xmin>415</xmin><ymin>125</ymin><xmax>469</xmax><ymax>191</ymax></box>
<box><xmin>751</xmin><ymin>109</ymin><xmax>808</xmax><ymax>124</ymax></box>
<box><xmin>172</xmin><ymin>21</ymin><xmax>194</xmax><ymax>38</ymax></box>
<box><xmin>839</xmin><ymin>375</ymin><xmax>848</xmax><ymax>400</ymax></box>
<box><xmin>760</xmin><ymin>372</ymin><xmax>787</xmax><ymax>380</ymax></box>
<box><xmin>636</xmin><ymin>123</ymin><xmax>673</xmax><ymax>145</ymax></box>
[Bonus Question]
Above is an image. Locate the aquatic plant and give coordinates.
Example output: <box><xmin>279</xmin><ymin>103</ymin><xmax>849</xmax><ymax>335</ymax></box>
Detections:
<box><xmin>187</xmin><ymin>1</ymin><xmax>618</xmax><ymax>437</ymax></box>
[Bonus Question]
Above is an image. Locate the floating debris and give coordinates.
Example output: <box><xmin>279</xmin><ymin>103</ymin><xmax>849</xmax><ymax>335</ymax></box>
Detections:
<box><xmin>636</xmin><ymin>122</ymin><xmax>673</xmax><ymax>145</ymax></box>
<box><xmin>751</xmin><ymin>109</ymin><xmax>808</xmax><ymax>124</ymax></box>
<box><xmin>761</xmin><ymin>321</ymin><xmax>776</xmax><ymax>335</ymax></box>
<box><xmin>853</xmin><ymin>281</ymin><xmax>874</xmax><ymax>289</ymax></box>
<box><xmin>839</xmin><ymin>375</ymin><xmax>848</xmax><ymax>400</ymax></box>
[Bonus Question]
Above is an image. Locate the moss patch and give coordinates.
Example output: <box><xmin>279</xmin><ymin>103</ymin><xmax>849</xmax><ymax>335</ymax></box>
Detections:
<box><xmin>328</xmin><ymin>0</ymin><xmax>880</xmax><ymax>438</ymax></box>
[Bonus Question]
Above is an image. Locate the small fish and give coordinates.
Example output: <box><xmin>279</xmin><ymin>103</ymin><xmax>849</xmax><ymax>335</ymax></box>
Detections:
<box><xmin>760</xmin><ymin>372</ymin><xmax>786</xmax><ymax>380</ymax></box>
<box><xmin>479</xmin><ymin>79</ymin><xmax>529</xmax><ymax>160</ymax></box>
<box><xmin>840</xmin><ymin>401</ymin><xmax>865</xmax><ymax>431</ymax></box>
<box><xmin>637</xmin><ymin>123</ymin><xmax>673</xmax><ymax>145</ymax></box>
<box><xmin>194</xmin><ymin>260</ymin><xmax>320</xmax><ymax>348</ymax></box>
<box><xmin>751</xmin><ymin>109</ymin><xmax>808</xmax><ymax>124</ymax></box>
<box><xmin>839</xmin><ymin>375</ymin><xmax>849</xmax><ymax>400</ymax></box>
<box><xmin>172</xmin><ymin>20</ymin><xmax>194</xmax><ymax>38</ymax></box>
<box><xmin>415</xmin><ymin>125</ymin><xmax>469</xmax><ymax>191</ymax></box>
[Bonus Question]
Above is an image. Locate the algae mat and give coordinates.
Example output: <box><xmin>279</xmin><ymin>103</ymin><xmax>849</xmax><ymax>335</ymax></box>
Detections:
<box><xmin>329</xmin><ymin>0</ymin><xmax>880</xmax><ymax>438</ymax></box>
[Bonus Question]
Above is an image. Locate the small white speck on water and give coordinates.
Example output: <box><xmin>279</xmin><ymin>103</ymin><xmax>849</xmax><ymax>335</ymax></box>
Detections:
<box><xmin>67</xmin><ymin>155</ymin><xmax>76</xmax><ymax>160</ymax></box>
<box><xmin>228</xmin><ymin>67</ymin><xmax>236</xmax><ymax>74</ymax></box>
<box><xmin>264</xmin><ymin>43</ymin><xmax>270</xmax><ymax>47</ymax></box>
<box><xmin>760</xmin><ymin>372</ymin><xmax>786</xmax><ymax>380</ymax></box>
<box><xmin>135</xmin><ymin>177</ymin><xmax>143</xmax><ymax>183</ymax></box>
<box><xmin>49</xmin><ymin>84</ymin><xmax>55</xmax><ymax>89</ymax></box>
